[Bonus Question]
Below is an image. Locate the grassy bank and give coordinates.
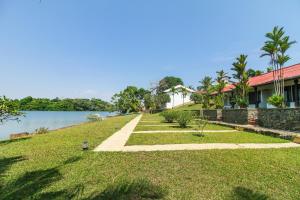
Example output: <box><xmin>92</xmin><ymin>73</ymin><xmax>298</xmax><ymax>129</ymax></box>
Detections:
<box><xmin>1</xmin><ymin>114</ymin><xmax>300</xmax><ymax>199</ymax></box>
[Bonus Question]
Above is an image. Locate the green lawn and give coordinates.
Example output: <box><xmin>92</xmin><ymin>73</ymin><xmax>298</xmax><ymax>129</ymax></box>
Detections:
<box><xmin>127</xmin><ymin>132</ymin><xmax>289</xmax><ymax>145</ymax></box>
<box><xmin>173</xmin><ymin>103</ymin><xmax>202</xmax><ymax>111</ymax></box>
<box><xmin>1</xmin><ymin>114</ymin><xmax>300</xmax><ymax>199</ymax></box>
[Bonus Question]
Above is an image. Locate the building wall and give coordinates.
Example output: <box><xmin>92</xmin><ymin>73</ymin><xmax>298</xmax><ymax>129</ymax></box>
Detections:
<box><xmin>166</xmin><ymin>92</ymin><xmax>193</xmax><ymax>109</ymax></box>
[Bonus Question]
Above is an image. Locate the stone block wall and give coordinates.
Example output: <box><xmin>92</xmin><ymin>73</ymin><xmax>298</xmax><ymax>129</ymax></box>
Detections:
<box><xmin>201</xmin><ymin>108</ymin><xmax>300</xmax><ymax>131</ymax></box>
<box><xmin>222</xmin><ymin>109</ymin><xmax>249</xmax><ymax>124</ymax></box>
<box><xmin>257</xmin><ymin>108</ymin><xmax>300</xmax><ymax>131</ymax></box>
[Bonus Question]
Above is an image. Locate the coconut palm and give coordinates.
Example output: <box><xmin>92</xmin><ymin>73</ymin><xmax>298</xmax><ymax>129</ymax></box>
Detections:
<box><xmin>215</xmin><ymin>70</ymin><xmax>230</xmax><ymax>108</ymax></box>
<box><xmin>199</xmin><ymin>76</ymin><xmax>213</xmax><ymax>108</ymax></box>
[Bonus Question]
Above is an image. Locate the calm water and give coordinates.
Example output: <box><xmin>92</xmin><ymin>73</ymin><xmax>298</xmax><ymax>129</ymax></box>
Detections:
<box><xmin>0</xmin><ymin>111</ymin><xmax>117</xmax><ymax>140</ymax></box>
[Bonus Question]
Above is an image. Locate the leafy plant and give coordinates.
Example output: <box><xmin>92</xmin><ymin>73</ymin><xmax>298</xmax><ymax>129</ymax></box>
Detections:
<box><xmin>0</xmin><ymin>96</ymin><xmax>23</xmax><ymax>124</ymax></box>
<box><xmin>160</xmin><ymin>110</ymin><xmax>178</xmax><ymax>123</ymax></box>
<box><xmin>267</xmin><ymin>94</ymin><xmax>284</xmax><ymax>108</ymax></box>
<box><xmin>34</xmin><ymin>127</ymin><xmax>49</xmax><ymax>134</ymax></box>
<box><xmin>194</xmin><ymin>110</ymin><xmax>208</xmax><ymax>137</ymax></box>
<box><xmin>190</xmin><ymin>93</ymin><xmax>203</xmax><ymax>104</ymax></box>
<box><xmin>176</xmin><ymin>111</ymin><xmax>193</xmax><ymax>128</ymax></box>
<box><xmin>87</xmin><ymin>114</ymin><xmax>103</xmax><ymax>122</ymax></box>
<box><xmin>198</xmin><ymin>76</ymin><xmax>214</xmax><ymax>108</ymax></box>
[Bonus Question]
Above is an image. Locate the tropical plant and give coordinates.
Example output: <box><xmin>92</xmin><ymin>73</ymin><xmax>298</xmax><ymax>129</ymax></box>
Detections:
<box><xmin>198</xmin><ymin>76</ymin><xmax>214</xmax><ymax>108</ymax></box>
<box><xmin>153</xmin><ymin>93</ymin><xmax>171</xmax><ymax>110</ymax></box>
<box><xmin>0</xmin><ymin>96</ymin><xmax>23</xmax><ymax>124</ymax></box>
<box><xmin>267</xmin><ymin>94</ymin><xmax>284</xmax><ymax>108</ymax></box>
<box><xmin>194</xmin><ymin>110</ymin><xmax>208</xmax><ymax>137</ymax></box>
<box><xmin>160</xmin><ymin>110</ymin><xmax>178</xmax><ymax>123</ymax></box>
<box><xmin>34</xmin><ymin>127</ymin><xmax>49</xmax><ymax>134</ymax></box>
<box><xmin>179</xmin><ymin>87</ymin><xmax>188</xmax><ymax>105</ymax></box>
<box><xmin>214</xmin><ymin>70</ymin><xmax>230</xmax><ymax>109</ymax></box>
<box><xmin>260</xmin><ymin>26</ymin><xmax>296</xmax><ymax>103</ymax></box>
<box><xmin>170</xmin><ymin>87</ymin><xmax>178</xmax><ymax>108</ymax></box>
<box><xmin>231</xmin><ymin>54</ymin><xmax>250</xmax><ymax>108</ymax></box>
<box><xmin>247</xmin><ymin>68</ymin><xmax>264</xmax><ymax>77</ymax></box>
<box><xmin>190</xmin><ymin>93</ymin><xmax>203</xmax><ymax>104</ymax></box>
<box><xmin>176</xmin><ymin>111</ymin><xmax>193</xmax><ymax>128</ymax></box>
<box><xmin>87</xmin><ymin>114</ymin><xmax>103</xmax><ymax>122</ymax></box>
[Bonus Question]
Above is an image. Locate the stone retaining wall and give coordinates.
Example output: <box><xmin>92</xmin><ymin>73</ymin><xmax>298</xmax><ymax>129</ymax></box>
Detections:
<box><xmin>202</xmin><ymin>108</ymin><xmax>300</xmax><ymax>131</ymax></box>
<box><xmin>257</xmin><ymin>108</ymin><xmax>300</xmax><ymax>131</ymax></box>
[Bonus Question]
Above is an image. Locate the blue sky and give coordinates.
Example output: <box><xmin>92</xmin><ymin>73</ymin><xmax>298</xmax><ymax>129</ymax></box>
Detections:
<box><xmin>1</xmin><ymin>0</ymin><xmax>300</xmax><ymax>101</ymax></box>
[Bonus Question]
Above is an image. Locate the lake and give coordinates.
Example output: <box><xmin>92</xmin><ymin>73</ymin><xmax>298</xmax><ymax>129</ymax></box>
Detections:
<box><xmin>0</xmin><ymin>111</ymin><xmax>117</xmax><ymax>140</ymax></box>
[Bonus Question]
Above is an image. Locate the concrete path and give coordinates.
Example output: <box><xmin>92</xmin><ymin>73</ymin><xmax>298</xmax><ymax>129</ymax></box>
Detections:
<box><xmin>133</xmin><ymin>130</ymin><xmax>238</xmax><ymax>133</ymax></box>
<box><xmin>122</xmin><ymin>143</ymin><xmax>300</xmax><ymax>152</ymax></box>
<box><xmin>94</xmin><ymin>114</ymin><xmax>300</xmax><ymax>152</ymax></box>
<box><xmin>94</xmin><ymin>114</ymin><xmax>142</xmax><ymax>152</ymax></box>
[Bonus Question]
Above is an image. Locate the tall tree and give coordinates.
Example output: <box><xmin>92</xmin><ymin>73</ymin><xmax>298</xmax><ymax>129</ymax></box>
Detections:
<box><xmin>247</xmin><ymin>68</ymin><xmax>264</xmax><ymax>77</ymax></box>
<box><xmin>179</xmin><ymin>87</ymin><xmax>188</xmax><ymax>105</ymax></box>
<box><xmin>260</xmin><ymin>26</ymin><xmax>296</xmax><ymax>103</ymax></box>
<box><xmin>112</xmin><ymin>86</ymin><xmax>142</xmax><ymax>113</ymax></box>
<box><xmin>231</xmin><ymin>54</ymin><xmax>250</xmax><ymax>108</ymax></box>
<box><xmin>157</xmin><ymin>76</ymin><xmax>184</xmax><ymax>94</ymax></box>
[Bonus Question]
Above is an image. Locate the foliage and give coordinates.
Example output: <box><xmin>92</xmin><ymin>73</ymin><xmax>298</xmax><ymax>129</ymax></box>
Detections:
<box><xmin>87</xmin><ymin>114</ymin><xmax>103</xmax><ymax>122</ymax></box>
<box><xmin>11</xmin><ymin>96</ymin><xmax>113</xmax><ymax>111</ymax></box>
<box><xmin>190</xmin><ymin>93</ymin><xmax>203</xmax><ymax>104</ymax></box>
<box><xmin>170</xmin><ymin>87</ymin><xmax>179</xmax><ymax>108</ymax></box>
<box><xmin>34</xmin><ymin>127</ymin><xmax>49</xmax><ymax>134</ymax></box>
<box><xmin>0</xmin><ymin>96</ymin><xmax>23</xmax><ymax>123</ymax></box>
<box><xmin>98</xmin><ymin>178</ymin><xmax>167</xmax><ymax>200</ymax></box>
<box><xmin>215</xmin><ymin>70</ymin><xmax>230</xmax><ymax>109</ymax></box>
<box><xmin>194</xmin><ymin>110</ymin><xmax>208</xmax><ymax>137</ymax></box>
<box><xmin>160</xmin><ymin>110</ymin><xmax>178</xmax><ymax>123</ymax></box>
<box><xmin>112</xmin><ymin>86</ymin><xmax>143</xmax><ymax>113</ymax></box>
<box><xmin>198</xmin><ymin>76</ymin><xmax>214</xmax><ymax>108</ymax></box>
<box><xmin>143</xmin><ymin>93</ymin><xmax>156</xmax><ymax>112</ymax></box>
<box><xmin>231</xmin><ymin>54</ymin><xmax>250</xmax><ymax>108</ymax></box>
<box><xmin>176</xmin><ymin>111</ymin><xmax>193</xmax><ymax>128</ymax></box>
<box><xmin>153</xmin><ymin>93</ymin><xmax>170</xmax><ymax>109</ymax></box>
<box><xmin>247</xmin><ymin>68</ymin><xmax>264</xmax><ymax>77</ymax></box>
<box><xmin>156</xmin><ymin>76</ymin><xmax>184</xmax><ymax>94</ymax></box>
<box><xmin>267</xmin><ymin>94</ymin><xmax>284</xmax><ymax>108</ymax></box>
<box><xmin>261</xmin><ymin>26</ymin><xmax>296</xmax><ymax>98</ymax></box>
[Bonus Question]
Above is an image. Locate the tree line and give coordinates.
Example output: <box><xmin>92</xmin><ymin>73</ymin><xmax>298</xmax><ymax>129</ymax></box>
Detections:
<box><xmin>7</xmin><ymin>96</ymin><xmax>114</xmax><ymax>111</ymax></box>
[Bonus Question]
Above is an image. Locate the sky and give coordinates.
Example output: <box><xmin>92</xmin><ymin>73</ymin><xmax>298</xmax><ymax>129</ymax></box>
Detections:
<box><xmin>1</xmin><ymin>0</ymin><xmax>300</xmax><ymax>101</ymax></box>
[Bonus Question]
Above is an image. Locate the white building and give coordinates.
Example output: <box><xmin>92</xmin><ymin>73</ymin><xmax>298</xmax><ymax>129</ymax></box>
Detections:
<box><xmin>164</xmin><ymin>85</ymin><xmax>195</xmax><ymax>109</ymax></box>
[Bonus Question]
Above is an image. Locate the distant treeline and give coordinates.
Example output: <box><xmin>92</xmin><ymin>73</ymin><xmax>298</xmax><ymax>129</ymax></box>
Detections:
<box><xmin>10</xmin><ymin>96</ymin><xmax>114</xmax><ymax>111</ymax></box>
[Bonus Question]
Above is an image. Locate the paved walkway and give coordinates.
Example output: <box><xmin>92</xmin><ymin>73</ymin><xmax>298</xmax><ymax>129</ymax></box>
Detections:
<box><xmin>122</xmin><ymin>143</ymin><xmax>300</xmax><ymax>152</ymax></box>
<box><xmin>133</xmin><ymin>130</ymin><xmax>238</xmax><ymax>133</ymax></box>
<box><xmin>94</xmin><ymin>114</ymin><xmax>300</xmax><ymax>152</ymax></box>
<box><xmin>94</xmin><ymin>114</ymin><xmax>142</xmax><ymax>152</ymax></box>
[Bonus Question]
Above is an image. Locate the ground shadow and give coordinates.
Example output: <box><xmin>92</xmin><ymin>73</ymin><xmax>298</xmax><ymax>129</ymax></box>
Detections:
<box><xmin>192</xmin><ymin>133</ymin><xmax>205</xmax><ymax>137</ymax></box>
<box><xmin>0</xmin><ymin>156</ymin><xmax>26</xmax><ymax>178</ymax></box>
<box><xmin>87</xmin><ymin>178</ymin><xmax>168</xmax><ymax>200</ymax></box>
<box><xmin>0</xmin><ymin>156</ymin><xmax>83</xmax><ymax>200</ymax></box>
<box><xmin>0</xmin><ymin>137</ymin><xmax>31</xmax><ymax>146</ymax></box>
<box><xmin>230</xmin><ymin>186</ymin><xmax>269</xmax><ymax>200</ymax></box>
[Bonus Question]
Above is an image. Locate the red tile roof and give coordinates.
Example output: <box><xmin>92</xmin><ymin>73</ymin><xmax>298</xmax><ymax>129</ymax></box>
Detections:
<box><xmin>222</xmin><ymin>63</ymin><xmax>300</xmax><ymax>93</ymax></box>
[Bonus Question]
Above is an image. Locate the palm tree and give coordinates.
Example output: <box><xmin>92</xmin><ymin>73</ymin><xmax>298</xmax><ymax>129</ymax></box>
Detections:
<box><xmin>261</xmin><ymin>26</ymin><xmax>296</xmax><ymax>98</ymax></box>
<box><xmin>215</xmin><ymin>70</ymin><xmax>230</xmax><ymax>108</ymax></box>
<box><xmin>199</xmin><ymin>76</ymin><xmax>213</xmax><ymax>108</ymax></box>
<box><xmin>170</xmin><ymin>87</ymin><xmax>178</xmax><ymax>108</ymax></box>
<box><xmin>179</xmin><ymin>87</ymin><xmax>188</xmax><ymax>105</ymax></box>
<box><xmin>231</xmin><ymin>54</ymin><xmax>250</xmax><ymax>108</ymax></box>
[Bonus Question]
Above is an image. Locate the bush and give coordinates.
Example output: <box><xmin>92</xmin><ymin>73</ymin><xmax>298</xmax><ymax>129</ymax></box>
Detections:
<box><xmin>87</xmin><ymin>114</ymin><xmax>103</xmax><ymax>122</ymax></box>
<box><xmin>176</xmin><ymin>111</ymin><xmax>193</xmax><ymax>128</ymax></box>
<box><xmin>267</xmin><ymin>94</ymin><xmax>284</xmax><ymax>108</ymax></box>
<box><xmin>34</xmin><ymin>127</ymin><xmax>49</xmax><ymax>134</ymax></box>
<box><xmin>160</xmin><ymin>110</ymin><xmax>178</xmax><ymax>123</ymax></box>
<box><xmin>190</xmin><ymin>93</ymin><xmax>203</xmax><ymax>104</ymax></box>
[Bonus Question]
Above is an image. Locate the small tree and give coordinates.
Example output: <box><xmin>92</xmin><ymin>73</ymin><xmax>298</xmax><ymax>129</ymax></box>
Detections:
<box><xmin>190</xmin><ymin>93</ymin><xmax>203</xmax><ymax>104</ymax></box>
<box><xmin>231</xmin><ymin>54</ymin><xmax>250</xmax><ymax>108</ymax></box>
<box><xmin>194</xmin><ymin>109</ymin><xmax>208</xmax><ymax>137</ymax></box>
<box><xmin>0</xmin><ymin>96</ymin><xmax>23</xmax><ymax>123</ymax></box>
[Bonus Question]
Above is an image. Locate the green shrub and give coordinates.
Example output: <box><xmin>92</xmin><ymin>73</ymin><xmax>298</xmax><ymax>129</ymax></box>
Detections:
<box><xmin>267</xmin><ymin>94</ymin><xmax>284</xmax><ymax>108</ymax></box>
<box><xmin>176</xmin><ymin>111</ymin><xmax>193</xmax><ymax>128</ymax></box>
<box><xmin>87</xmin><ymin>114</ymin><xmax>103</xmax><ymax>122</ymax></box>
<box><xmin>34</xmin><ymin>127</ymin><xmax>49</xmax><ymax>134</ymax></box>
<box><xmin>160</xmin><ymin>110</ymin><xmax>178</xmax><ymax>123</ymax></box>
